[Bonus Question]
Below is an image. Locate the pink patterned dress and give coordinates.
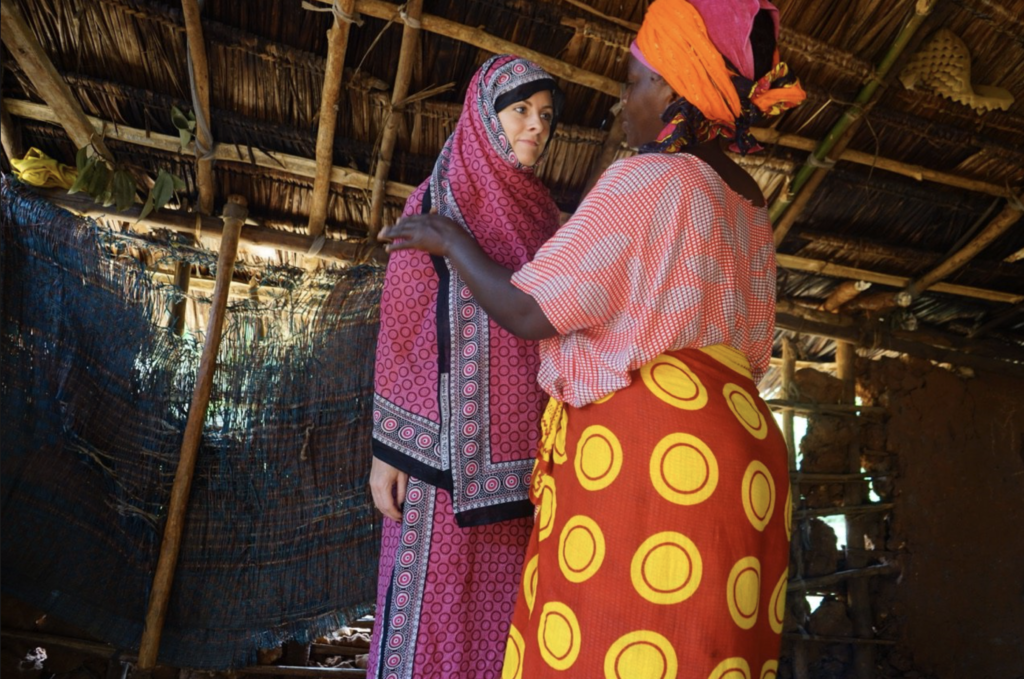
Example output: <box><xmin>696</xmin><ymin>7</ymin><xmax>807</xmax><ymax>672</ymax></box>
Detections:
<box><xmin>368</xmin><ymin>56</ymin><xmax>561</xmax><ymax>679</ymax></box>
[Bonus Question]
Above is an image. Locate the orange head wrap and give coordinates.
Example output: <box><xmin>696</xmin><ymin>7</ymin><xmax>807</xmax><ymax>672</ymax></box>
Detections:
<box><xmin>634</xmin><ymin>0</ymin><xmax>806</xmax><ymax>154</ymax></box>
<box><xmin>635</xmin><ymin>0</ymin><xmax>741</xmax><ymax>125</ymax></box>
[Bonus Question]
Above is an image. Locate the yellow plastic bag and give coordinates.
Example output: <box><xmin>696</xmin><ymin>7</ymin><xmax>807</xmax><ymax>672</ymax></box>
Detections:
<box><xmin>10</xmin><ymin>147</ymin><xmax>78</xmax><ymax>189</ymax></box>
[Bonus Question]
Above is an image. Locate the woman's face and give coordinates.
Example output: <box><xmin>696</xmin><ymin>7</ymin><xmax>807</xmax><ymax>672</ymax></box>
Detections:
<box><xmin>620</xmin><ymin>54</ymin><xmax>676</xmax><ymax>149</ymax></box>
<box><xmin>497</xmin><ymin>89</ymin><xmax>555</xmax><ymax>167</ymax></box>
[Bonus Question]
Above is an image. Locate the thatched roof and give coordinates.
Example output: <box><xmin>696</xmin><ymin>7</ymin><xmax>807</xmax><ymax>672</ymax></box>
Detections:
<box><xmin>3</xmin><ymin>0</ymin><xmax>1023</xmax><ymax>380</ymax></box>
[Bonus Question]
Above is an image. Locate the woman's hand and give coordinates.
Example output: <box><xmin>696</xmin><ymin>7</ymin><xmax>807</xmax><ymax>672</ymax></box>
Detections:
<box><xmin>369</xmin><ymin>456</ymin><xmax>409</xmax><ymax>522</ymax></box>
<box><xmin>378</xmin><ymin>213</ymin><xmax>471</xmax><ymax>257</ymax></box>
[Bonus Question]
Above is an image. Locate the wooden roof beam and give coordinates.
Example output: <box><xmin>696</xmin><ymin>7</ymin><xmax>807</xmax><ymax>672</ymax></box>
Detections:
<box><xmin>340</xmin><ymin>0</ymin><xmax>620</xmax><ymax>97</ymax></box>
<box><xmin>769</xmin><ymin>0</ymin><xmax>939</xmax><ymax>246</ymax></box>
<box><xmin>6</xmin><ymin>98</ymin><xmax>415</xmax><ymax>199</ymax></box>
<box><xmin>901</xmin><ymin>194</ymin><xmax>1024</xmax><ymax>301</ymax></box>
<box><xmin>775</xmin><ymin>299</ymin><xmax>1024</xmax><ymax>378</ymax></box>
<box><xmin>0</xmin><ymin>0</ymin><xmax>114</xmax><ymax>162</ymax></box>
<box><xmin>35</xmin><ymin>187</ymin><xmax>387</xmax><ymax>265</ymax></box>
<box><xmin>776</xmin><ymin>253</ymin><xmax>1022</xmax><ymax>305</ymax></box>
<box><xmin>368</xmin><ymin>0</ymin><xmax>422</xmax><ymax>239</ymax></box>
<box><xmin>308</xmin><ymin>1</ymin><xmax>358</xmax><ymax>240</ymax></box>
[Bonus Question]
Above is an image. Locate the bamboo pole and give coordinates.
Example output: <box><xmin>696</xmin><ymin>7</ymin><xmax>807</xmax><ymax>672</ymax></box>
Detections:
<box><xmin>137</xmin><ymin>195</ymin><xmax>248</xmax><ymax>670</ymax></box>
<box><xmin>308</xmin><ymin>1</ymin><xmax>357</xmax><ymax>240</ymax></box>
<box><xmin>344</xmin><ymin>0</ymin><xmax>620</xmax><ymax>97</ymax></box>
<box><xmin>180</xmin><ymin>0</ymin><xmax>214</xmax><ymax>216</ymax></box>
<box><xmin>904</xmin><ymin>194</ymin><xmax>1024</xmax><ymax>299</ymax></box>
<box><xmin>783</xmin><ymin>633</ymin><xmax>897</xmax><ymax>646</ymax></box>
<box><xmin>5</xmin><ymin>99</ymin><xmax>416</xmax><ymax>200</ymax></box>
<box><xmin>765</xmin><ymin>400</ymin><xmax>886</xmax><ymax>415</ymax></box>
<box><xmin>769</xmin><ymin>0</ymin><xmax>938</xmax><ymax>239</ymax></box>
<box><xmin>35</xmin><ymin>187</ymin><xmax>387</xmax><ymax>264</ymax></box>
<box><xmin>0</xmin><ymin>0</ymin><xmax>113</xmax><ymax>161</ymax></box>
<box><xmin>368</xmin><ymin>0</ymin><xmax>422</xmax><ymax>239</ymax></box>
<box><xmin>837</xmin><ymin>342</ymin><xmax>874</xmax><ymax>679</ymax></box>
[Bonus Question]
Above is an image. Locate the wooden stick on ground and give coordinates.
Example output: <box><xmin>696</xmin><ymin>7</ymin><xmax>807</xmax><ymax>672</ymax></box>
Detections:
<box><xmin>137</xmin><ymin>195</ymin><xmax>248</xmax><ymax>670</ymax></box>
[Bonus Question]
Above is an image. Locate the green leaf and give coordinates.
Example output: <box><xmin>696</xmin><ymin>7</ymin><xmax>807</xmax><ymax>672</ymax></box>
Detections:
<box><xmin>170</xmin><ymin>105</ymin><xmax>191</xmax><ymax>131</ymax></box>
<box><xmin>138</xmin><ymin>190</ymin><xmax>157</xmax><ymax>221</ymax></box>
<box><xmin>76</xmin><ymin>146</ymin><xmax>89</xmax><ymax>172</ymax></box>
<box><xmin>171</xmin><ymin>173</ymin><xmax>187</xmax><ymax>192</ymax></box>
<box><xmin>139</xmin><ymin>170</ymin><xmax>175</xmax><ymax>222</ymax></box>
<box><xmin>68</xmin><ymin>157</ymin><xmax>97</xmax><ymax>195</ymax></box>
<box><xmin>178</xmin><ymin>128</ymin><xmax>193</xmax><ymax>150</ymax></box>
<box><xmin>87</xmin><ymin>161</ymin><xmax>111</xmax><ymax>199</ymax></box>
<box><xmin>113</xmin><ymin>170</ymin><xmax>136</xmax><ymax>211</ymax></box>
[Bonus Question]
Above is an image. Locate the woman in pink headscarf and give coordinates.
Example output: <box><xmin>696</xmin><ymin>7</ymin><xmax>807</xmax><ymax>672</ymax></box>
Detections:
<box><xmin>380</xmin><ymin>1</ymin><xmax>807</xmax><ymax>676</ymax></box>
<box><xmin>367</xmin><ymin>55</ymin><xmax>563</xmax><ymax>679</ymax></box>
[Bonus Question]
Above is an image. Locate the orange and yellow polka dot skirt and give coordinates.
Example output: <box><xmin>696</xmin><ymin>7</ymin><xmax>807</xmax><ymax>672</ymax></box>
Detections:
<box><xmin>503</xmin><ymin>345</ymin><xmax>791</xmax><ymax>679</ymax></box>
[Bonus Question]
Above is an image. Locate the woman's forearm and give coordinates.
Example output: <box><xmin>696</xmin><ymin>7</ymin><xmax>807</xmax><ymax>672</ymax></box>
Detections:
<box><xmin>445</xmin><ymin>235</ymin><xmax>556</xmax><ymax>340</ymax></box>
<box><xmin>379</xmin><ymin>214</ymin><xmax>557</xmax><ymax>340</ymax></box>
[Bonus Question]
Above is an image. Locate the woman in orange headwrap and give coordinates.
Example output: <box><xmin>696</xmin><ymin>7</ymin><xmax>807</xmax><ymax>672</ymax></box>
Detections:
<box><xmin>380</xmin><ymin>1</ymin><xmax>806</xmax><ymax>676</ymax></box>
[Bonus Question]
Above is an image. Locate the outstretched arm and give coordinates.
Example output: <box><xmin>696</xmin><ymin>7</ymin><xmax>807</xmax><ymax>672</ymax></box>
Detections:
<box><xmin>379</xmin><ymin>214</ymin><xmax>557</xmax><ymax>340</ymax></box>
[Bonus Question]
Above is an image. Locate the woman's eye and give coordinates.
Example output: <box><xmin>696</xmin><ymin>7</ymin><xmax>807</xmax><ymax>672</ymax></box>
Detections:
<box><xmin>515</xmin><ymin>106</ymin><xmax>527</xmax><ymax>114</ymax></box>
<box><xmin>541</xmin><ymin>112</ymin><xmax>553</xmax><ymax>121</ymax></box>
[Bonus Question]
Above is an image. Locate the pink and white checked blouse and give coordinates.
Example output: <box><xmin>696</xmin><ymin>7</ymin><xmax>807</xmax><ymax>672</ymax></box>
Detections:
<box><xmin>511</xmin><ymin>153</ymin><xmax>776</xmax><ymax>407</ymax></box>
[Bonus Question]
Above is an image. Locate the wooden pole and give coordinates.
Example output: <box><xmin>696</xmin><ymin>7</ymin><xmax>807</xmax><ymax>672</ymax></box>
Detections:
<box><xmin>368</xmin><ymin>0</ymin><xmax>422</xmax><ymax>239</ymax></box>
<box><xmin>0</xmin><ymin>0</ymin><xmax>114</xmax><ymax>161</ymax></box>
<box><xmin>308</xmin><ymin>2</ymin><xmax>357</xmax><ymax>240</ymax></box>
<box><xmin>781</xmin><ymin>336</ymin><xmax>809</xmax><ymax>679</ymax></box>
<box><xmin>180</xmin><ymin>0</ymin><xmax>214</xmax><ymax>216</ymax></box>
<box><xmin>904</xmin><ymin>194</ymin><xmax>1024</xmax><ymax>299</ymax></box>
<box><xmin>345</xmin><ymin>0</ymin><xmax>620</xmax><ymax>97</ymax></box>
<box><xmin>5</xmin><ymin>99</ymin><xmax>416</xmax><ymax>200</ymax></box>
<box><xmin>781</xmin><ymin>337</ymin><xmax>798</xmax><ymax>469</ymax></box>
<box><xmin>1</xmin><ymin>104</ymin><xmax>23</xmax><ymax>163</ymax></box>
<box><xmin>136</xmin><ymin>195</ymin><xmax>248</xmax><ymax>670</ymax></box>
<box><xmin>35</xmin><ymin>187</ymin><xmax>387</xmax><ymax>264</ymax></box>
<box><xmin>837</xmin><ymin>342</ymin><xmax>874</xmax><ymax>678</ymax></box>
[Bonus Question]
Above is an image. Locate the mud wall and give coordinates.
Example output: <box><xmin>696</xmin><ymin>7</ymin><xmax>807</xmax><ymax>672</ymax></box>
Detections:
<box><xmin>860</xmin><ymin>357</ymin><xmax>1024</xmax><ymax>679</ymax></box>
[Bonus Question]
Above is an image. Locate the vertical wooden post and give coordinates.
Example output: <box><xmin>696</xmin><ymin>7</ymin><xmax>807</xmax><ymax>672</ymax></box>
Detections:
<box><xmin>781</xmin><ymin>336</ymin><xmax>809</xmax><ymax>679</ymax></box>
<box><xmin>308</xmin><ymin>1</ymin><xmax>357</xmax><ymax>242</ymax></box>
<box><xmin>367</xmin><ymin>0</ymin><xmax>423</xmax><ymax>239</ymax></box>
<box><xmin>180</xmin><ymin>0</ymin><xmax>214</xmax><ymax>216</ymax></box>
<box><xmin>136</xmin><ymin>196</ymin><xmax>248</xmax><ymax>670</ymax></box>
<box><xmin>837</xmin><ymin>341</ymin><xmax>873</xmax><ymax>678</ymax></box>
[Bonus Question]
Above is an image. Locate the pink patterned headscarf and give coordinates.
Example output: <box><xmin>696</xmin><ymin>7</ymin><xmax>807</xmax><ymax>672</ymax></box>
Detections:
<box><xmin>372</xmin><ymin>56</ymin><xmax>561</xmax><ymax>526</ymax></box>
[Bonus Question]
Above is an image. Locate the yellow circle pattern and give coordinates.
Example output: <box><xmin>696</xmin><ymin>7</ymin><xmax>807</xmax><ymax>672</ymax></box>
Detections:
<box><xmin>741</xmin><ymin>461</ymin><xmax>776</xmax><ymax>532</ymax></box>
<box><xmin>559</xmin><ymin>515</ymin><xmax>606</xmax><ymax>583</ymax></box>
<box><xmin>769</xmin><ymin>568</ymin><xmax>788</xmax><ymax>635</ymax></box>
<box><xmin>575</xmin><ymin>425</ymin><xmax>623</xmax><ymax>491</ymax></box>
<box><xmin>593</xmin><ymin>391</ymin><xmax>615</xmax><ymax>404</ymax></box>
<box><xmin>641</xmin><ymin>355</ymin><xmax>708</xmax><ymax>410</ymax></box>
<box><xmin>722</xmin><ymin>384</ymin><xmax>768</xmax><ymax>440</ymax></box>
<box><xmin>650</xmin><ymin>433</ymin><xmax>719</xmax><ymax>506</ymax></box>
<box><xmin>760</xmin><ymin>660</ymin><xmax>779</xmax><ymax>679</ymax></box>
<box><xmin>502</xmin><ymin>624</ymin><xmax>525</xmax><ymax>679</ymax></box>
<box><xmin>698</xmin><ymin>344</ymin><xmax>753</xmax><ymax>380</ymax></box>
<box><xmin>707</xmin><ymin>657</ymin><xmax>751</xmax><ymax>679</ymax></box>
<box><xmin>603</xmin><ymin>630</ymin><xmax>678</xmax><ymax>679</ymax></box>
<box><xmin>523</xmin><ymin>554</ymin><xmax>539</xmax><ymax>614</ymax></box>
<box><xmin>726</xmin><ymin>557</ymin><xmax>761</xmax><ymax>630</ymax></box>
<box><xmin>537</xmin><ymin>601</ymin><xmax>582</xmax><ymax>671</ymax></box>
<box><xmin>631</xmin><ymin>531</ymin><xmax>702</xmax><ymax>604</ymax></box>
<box><xmin>536</xmin><ymin>474</ymin><xmax>557</xmax><ymax>542</ymax></box>
<box><xmin>554</xmin><ymin>406</ymin><xmax>569</xmax><ymax>464</ymax></box>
